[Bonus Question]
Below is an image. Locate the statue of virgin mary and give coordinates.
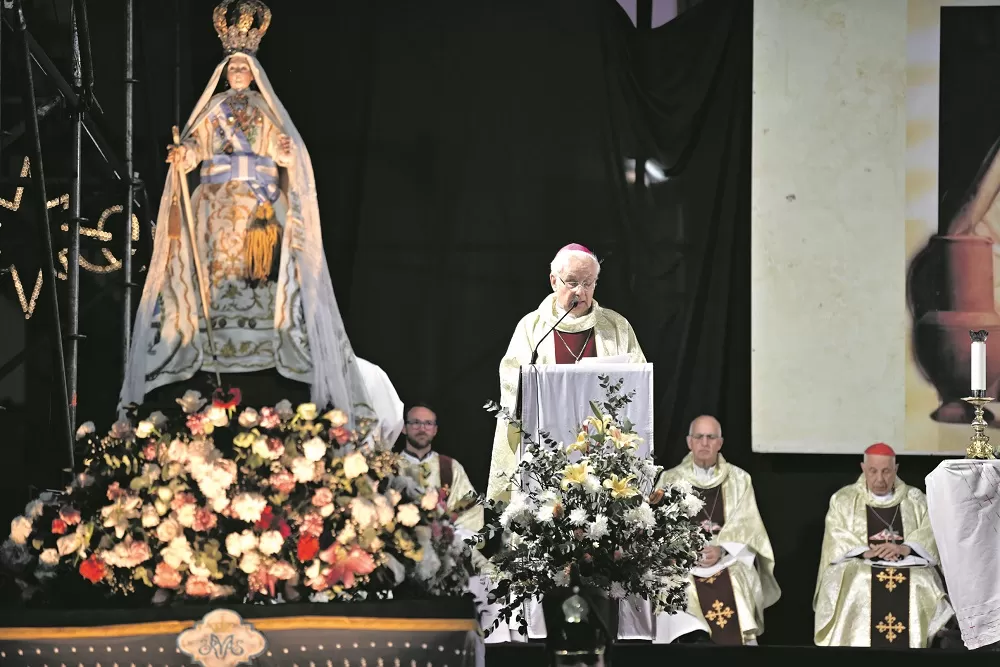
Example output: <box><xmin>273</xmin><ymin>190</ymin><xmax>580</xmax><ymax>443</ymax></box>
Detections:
<box><xmin>119</xmin><ymin>0</ymin><xmax>402</xmax><ymax>444</ymax></box>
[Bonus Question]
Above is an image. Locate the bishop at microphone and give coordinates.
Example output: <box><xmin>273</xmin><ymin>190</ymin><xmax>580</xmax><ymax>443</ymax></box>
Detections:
<box><xmin>486</xmin><ymin>243</ymin><xmax>646</xmax><ymax>502</ymax></box>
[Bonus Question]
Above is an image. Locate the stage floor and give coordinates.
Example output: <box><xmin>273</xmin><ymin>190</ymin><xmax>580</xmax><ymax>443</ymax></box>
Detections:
<box><xmin>486</xmin><ymin>642</ymin><xmax>999</xmax><ymax>665</ymax></box>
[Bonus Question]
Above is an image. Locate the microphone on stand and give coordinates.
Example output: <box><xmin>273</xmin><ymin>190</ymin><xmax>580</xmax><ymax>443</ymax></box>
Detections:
<box><xmin>529</xmin><ymin>297</ymin><xmax>578</xmax><ymax>365</ymax></box>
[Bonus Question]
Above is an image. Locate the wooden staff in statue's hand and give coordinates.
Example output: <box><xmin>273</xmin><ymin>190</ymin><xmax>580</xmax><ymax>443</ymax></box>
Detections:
<box><xmin>166</xmin><ymin>125</ymin><xmax>222</xmax><ymax>389</ymax></box>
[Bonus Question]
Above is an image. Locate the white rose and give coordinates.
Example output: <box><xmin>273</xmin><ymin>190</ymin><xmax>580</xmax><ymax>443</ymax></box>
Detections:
<box><xmin>161</xmin><ymin>536</ymin><xmax>193</xmax><ymax>569</ymax></box>
<box><xmin>237</xmin><ymin>407</ymin><xmax>259</xmax><ymax>428</ymax></box>
<box><xmin>10</xmin><ymin>516</ymin><xmax>32</xmax><ymax>544</ymax></box>
<box><xmin>135</xmin><ymin>420</ymin><xmax>155</xmax><ymax>438</ymax></box>
<box><xmin>336</xmin><ymin>523</ymin><xmax>357</xmax><ymax>544</ymax></box>
<box><xmin>56</xmin><ymin>532</ymin><xmax>83</xmax><ymax>557</ymax></box>
<box><xmin>319</xmin><ymin>503</ymin><xmax>334</xmax><ymax>518</ymax></box>
<box><xmin>342</xmin><ymin>451</ymin><xmax>369</xmax><ymax>480</ymax></box>
<box><xmin>350</xmin><ymin>498</ymin><xmax>378</xmax><ymax>529</ymax></box>
<box><xmin>251</xmin><ymin>437</ymin><xmax>273</xmax><ymax>460</ymax></box>
<box><xmin>175</xmin><ymin>504</ymin><xmax>197</xmax><ymax>528</ymax></box>
<box><xmin>75</xmin><ymin>421</ymin><xmax>95</xmax><ymax>440</ymax></box>
<box><xmin>231</xmin><ymin>493</ymin><xmax>267</xmax><ymax>523</ymax></box>
<box><xmin>420</xmin><ymin>490</ymin><xmax>438</xmax><ymax>511</ymax></box>
<box><xmin>141</xmin><ymin>505</ymin><xmax>161</xmax><ymax>528</ymax></box>
<box><xmin>373</xmin><ymin>495</ymin><xmax>396</xmax><ymax>525</ymax></box>
<box><xmin>212</xmin><ymin>496</ymin><xmax>230</xmax><ymax>513</ymax></box>
<box><xmin>296</xmin><ymin>403</ymin><xmax>318</xmax><ymax>421</ymax></box>
<box><xmin>239</xmin><ymin>550</ymin><xmax>261</xmax><ymax>574</ymax></box>
<box><xmin>291</xmin><ymin>457</ymin><xmax>315</xmax><ymax>483</ymax></box>
<box><xmin>305</xmin><ymin>559</ymin><xmax>320</xmax><ymax>579</ymax></box>
<box><xmin>302</xmin><ymin>437</ymin><xmax>327</xmax><ymax>462</ymax></box>
<box><xmin>39</xmin><ymin>548</ymin><xmax>60</xmax><ymax>566</ymax></box>
<box><xmin>258</xmin><ymin>530</ymin><xmax>284</xmax><ymax>556</ymax></box>
<box><xmin>205</xmin><ymin>405</ymin><xmax>229</xmax><ymax>428</ymax></box>
<box><xmin>225</xmin><ymin>532</ymin><xmax>244</xmax><ymax>557</ymax></box>
<box><xmin>396</xmin><ymin>504</ymin><xmax>420</xmax><ymax>527</ymax></box>
<box><xmin>155</xmin><ymin>518</ymin><xmax>181</xmax><ymax>543</ymax></box>
<box><xmin>238</xmin><ymin>531</ymin><xmax>258</xmax><ymax>554</ymax></box>
<box><xmin>176</xmin><ymin>390</ymin><xmax>206</xmax><ymax>414</ymax></box>
<box><xmin>189</xmin><ymin>562</ymin><xmax>211</xmax><ymax>578</ymax></box>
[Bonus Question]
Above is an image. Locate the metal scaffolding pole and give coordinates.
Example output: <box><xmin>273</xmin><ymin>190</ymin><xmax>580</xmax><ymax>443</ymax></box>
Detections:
<box><xmin>66</xmin><ymin>4</ymin><xmax>85</xmax><ymax>436</ymax></box>
<box><xmin>123</xmin><ymin>0</ymin><xmax>135</xmax><ymax>368</ymax></box>
<box><xmin>12</xmin><ymin>0</ymin><xmax>74</xmax><ymax>470</ymax></box>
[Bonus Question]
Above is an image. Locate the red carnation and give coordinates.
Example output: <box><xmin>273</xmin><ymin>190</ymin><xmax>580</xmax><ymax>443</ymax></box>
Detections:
<box><xmin>255</xmin><ymin>506</ymin><xmax>275</xmax><ymax>530</ymax></box>
<box><xmin>51</xmin><ymin>519</ymin><xmax>67</xmax><ymax>535</ymax></box>
<box><xmin>297</xmin><ymin>535</ymin><xmax>320</xmax><ymax>562</ymax></box>
<box><xmin>79</xmin><ymin>555</ymin><xmax>106</xmax><ymax>583</ymax></box>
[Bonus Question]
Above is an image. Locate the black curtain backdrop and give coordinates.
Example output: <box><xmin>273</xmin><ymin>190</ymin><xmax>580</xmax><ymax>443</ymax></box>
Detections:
<box><xmin>2</xmin><ymin>0</ymin><xmax>955</xmax><ymax>646</ymax></box>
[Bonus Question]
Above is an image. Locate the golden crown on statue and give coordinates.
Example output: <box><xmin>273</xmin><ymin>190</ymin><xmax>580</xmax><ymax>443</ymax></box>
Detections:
<box><xmin>213</xmin><ymin>0</ymin><xmax>271</xmax><ymax>55</ymax></box>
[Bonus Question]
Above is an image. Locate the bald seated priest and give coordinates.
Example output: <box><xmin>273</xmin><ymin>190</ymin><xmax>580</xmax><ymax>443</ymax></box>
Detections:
<box><xmin>652</xmin><ymin>415</ymin><xmax>780</xmax><ymax>645</ymax></box>
<box><xmin>813</xmin><ymin>443</ymin><xmax>954</xmax><ymax>648</ymax></box>
<box><xmin>487</xmin><ymin>243</ymin><xmax>646</xmax><ymax>502</ymax></box>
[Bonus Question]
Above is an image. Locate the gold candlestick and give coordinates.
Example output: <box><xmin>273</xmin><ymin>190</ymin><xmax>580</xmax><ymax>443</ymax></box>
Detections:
<box><xmin>962</xmin><ymin>394</ymin><xmax>996</xmax><ymax>459</ymax></box>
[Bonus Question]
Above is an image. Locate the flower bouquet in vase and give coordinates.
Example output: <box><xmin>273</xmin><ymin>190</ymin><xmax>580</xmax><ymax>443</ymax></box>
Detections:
<box><xmin>478</xmin><ymin>375</ymin><xmax>707</xmax><ymax>638</ymax></box>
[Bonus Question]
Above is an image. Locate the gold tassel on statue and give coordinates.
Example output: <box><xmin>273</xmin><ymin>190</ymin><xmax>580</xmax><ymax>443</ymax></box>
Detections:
<box><xmin>168</xmin><ymin>195</ymin><xmax>182</xmax><ymax>240</ymax></box>
<box><xmin>244</xmin><ymin>200</ymin><xmax>281</xmax><ymax>283</ymax></box>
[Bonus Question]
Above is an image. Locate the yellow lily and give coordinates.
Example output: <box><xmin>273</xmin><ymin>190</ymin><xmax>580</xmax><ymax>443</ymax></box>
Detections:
<box><xmin>583</xmin><ymin>413</ymin><xmax>613</xmax><ymax>437</ymax></box>
<box><xmin>602</xmin><ymin>473</ymin><xmax>639</xmax><ymax>499</ymax></box>
<box><xmin>608</xmin><ymin>427</ymin><xmax>642</xmax><ymax>450</ymax></box>
<box><xmin>565</xmin><ymin>431</ymin><xmax>590</xmax><ymax>455</ymax></box>
<box><xmin>561</xmin><ymin>462</ymin><xmax>591</xmax><ymax>490</ymax></box>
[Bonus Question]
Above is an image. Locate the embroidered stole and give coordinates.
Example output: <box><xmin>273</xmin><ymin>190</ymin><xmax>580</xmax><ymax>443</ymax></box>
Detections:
<box><xmin>866</xmin><ymin>503</ymin><xmax>911</xmax><ymax>647</ymax></box>
<box><xmin>692</xmin><ymin>484</ymin><xmax>743</xmax><ymax>645</ymax></box>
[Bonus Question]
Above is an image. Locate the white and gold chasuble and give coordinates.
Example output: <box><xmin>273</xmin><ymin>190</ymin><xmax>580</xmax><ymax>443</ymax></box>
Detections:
<box><xmin>486</xmin><ymin>293</ymin><xmax>645</xmax><ymax>501</ymax></box>
<box><xmin>813</xmin><ymin>475</ymin><xmax>954</xmax><ymax>647</ymax></box>
<box><xmin>653</xmin><ymin>454</ymin><xmax>780</xmax><ymax>644</ymax></box>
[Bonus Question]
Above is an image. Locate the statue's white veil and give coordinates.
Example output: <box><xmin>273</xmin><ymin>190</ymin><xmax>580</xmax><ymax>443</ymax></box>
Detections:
<box><xmin>120</xmin><ymin>54</ymin><xmax>376</xmax><ymax>422</ymax></box>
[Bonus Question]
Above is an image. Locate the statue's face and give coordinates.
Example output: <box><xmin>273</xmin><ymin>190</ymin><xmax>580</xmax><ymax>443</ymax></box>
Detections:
<box><xmin>226</xmin><ymin>56</ymin><xmax>253</xmax><ymax>91</ymax></box>
<box><xmin>549</xmin><ymin>255</ymin><xmax>598</xmax><ymax>316</ymax></box>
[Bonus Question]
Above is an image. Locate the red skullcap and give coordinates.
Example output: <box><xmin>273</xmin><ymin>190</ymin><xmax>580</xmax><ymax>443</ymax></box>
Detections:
<box><xmin>865</xmin><ymin>442</ymin><xmax>895</xmax><ymax>457</ymax></box>
<box><xmin>561</xmin><ymin>243</ymin><xmax>594</xmax><ymax>256</ymax></box>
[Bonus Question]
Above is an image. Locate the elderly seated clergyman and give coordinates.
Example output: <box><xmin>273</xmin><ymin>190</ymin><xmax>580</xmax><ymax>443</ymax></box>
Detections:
<box><xmin>813</xmin><ymin>443</ymin><xmax>954</xmax><ymax>648</ymax></box>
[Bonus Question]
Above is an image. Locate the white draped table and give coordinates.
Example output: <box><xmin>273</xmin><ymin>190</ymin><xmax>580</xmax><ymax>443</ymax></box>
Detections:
<box><xmin>925</xmin><ymin>459</ymin><xmax>1000</xmax><ymax>649</ymax></box>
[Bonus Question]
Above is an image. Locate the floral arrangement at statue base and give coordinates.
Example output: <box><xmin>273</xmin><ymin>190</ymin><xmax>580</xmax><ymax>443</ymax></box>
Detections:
<box><xmin>1</xmin><ymin>389</ymin><xmax>473</xmax><ymax>608</ymax></box>
<box><xmin>477</xmin><ymin>376</ymin><xmax>708</xmax><ymax>637</ymax></box>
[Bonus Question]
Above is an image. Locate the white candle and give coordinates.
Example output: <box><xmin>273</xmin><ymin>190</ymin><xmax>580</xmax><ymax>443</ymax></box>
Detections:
<box><xmin>972</xmin><ymin>340</ymin><xmax>987</xmax><ymax>391</ymax></box>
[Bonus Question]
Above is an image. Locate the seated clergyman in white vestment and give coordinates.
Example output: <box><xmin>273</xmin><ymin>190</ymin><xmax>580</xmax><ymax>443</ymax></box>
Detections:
<box><xmin>652</xmin><ymin>416</ymin><xmax>779</xmax><ymax>645</ymax></box>
<box><xmin>486</xmin><ymin>243</ymin><xmax>645</xmax><ymax>502</ymax></box>
<box><xmin>813</xmin><ymin>443</ymin><xmax>954</xmax><ymax>648</ymax></box>
<box><xmin>395</xmin><ymin>403</ymin><xmax>483</xmax><ymax>532</ymax></box>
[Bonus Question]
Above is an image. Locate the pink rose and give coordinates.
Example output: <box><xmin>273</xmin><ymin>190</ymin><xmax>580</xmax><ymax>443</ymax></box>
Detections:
<box><xmin>259</xmin><ymin>407</ymin><xmax>280</xmax><ymax>430</ymax></box>
<box><xmin>170</xmin><ymin>492</ymin><xmax>196</xmax><ymax>511</ymax></box>
<box><xmin>186</xmin><ymin>414</ymin><xmax>206</xmax><ymax>436</ymax></box>
<box><xmin>311</xmin><ymin>488</ymin><xmax>334</xmax><ymax>507</ymax></box>
<box><xmin>269</xmin><ymin>560</ymin><xmax>296</xmax><ymax>581</ymax></box>
<box><xmin>298</xmin><ymin>511</ymin><xmax>324</xmax><ymax>537</ymax></box>
<box><xmin>59</xmin><ymin>506</ymin><xmax>82</xmax><ymax>526</ymax></box>
<box><xmin>193</xmin><ymin>507</ymin><xmax>217</xmax><ymax>532</ymax></box>
<box><xmin>269</xmin><ymin>470</ymin><xmax>296</xmax><ymax>495</ymax></box>
<box><xmin>184</xmin><ymin>576</ymin><xmax>214</xmax><ymax>597</ymax></box>
<box><xmin>106</xmin><ymin>482</ymin><xmax>124</xmax><ymax>500</ymax></box>
<box><xmin>153</xmin><ymin>562</ymin><xmax>182</xmax><ymax>589</ymax></box>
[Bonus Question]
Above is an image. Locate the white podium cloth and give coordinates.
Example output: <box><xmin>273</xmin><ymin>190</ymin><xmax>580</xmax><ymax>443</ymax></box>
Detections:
<box><xmin>520</xmin><ymin>363</ymin><xmax>654</xmax><ymax>459</ymax></box>
<box><xmin>925</xmin><ymin>459</ymin><xmax>1000</xmax><ymax>649</ymax></box>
